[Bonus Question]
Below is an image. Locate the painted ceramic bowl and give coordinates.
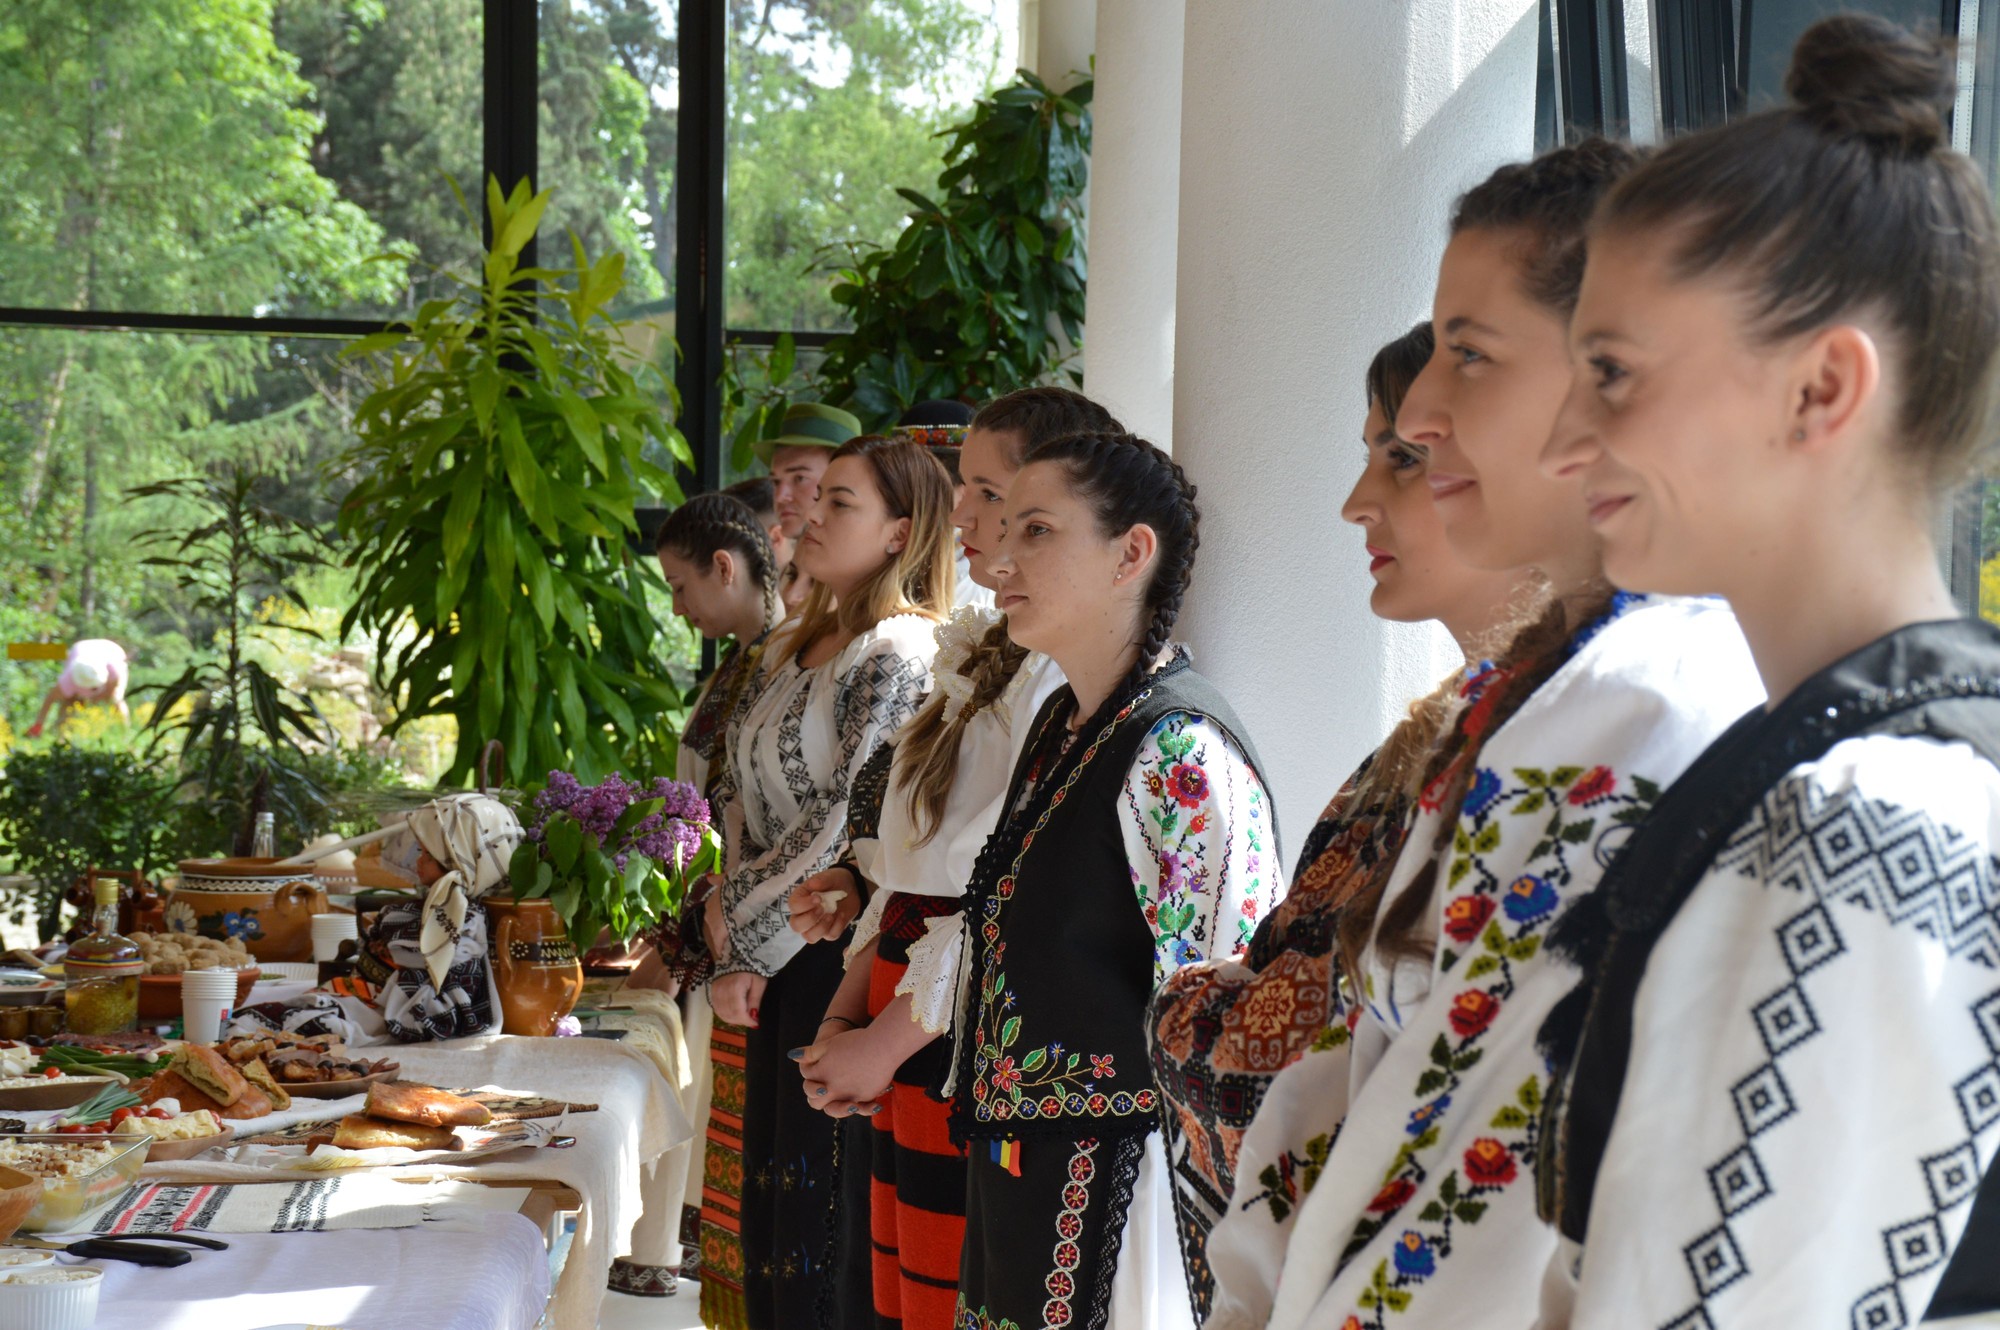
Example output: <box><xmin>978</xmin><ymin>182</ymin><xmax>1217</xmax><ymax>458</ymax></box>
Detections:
<box><xmin>168</xmin><ymin>858</ymin><xmax>329</xmax><ymax>963</ymax></box>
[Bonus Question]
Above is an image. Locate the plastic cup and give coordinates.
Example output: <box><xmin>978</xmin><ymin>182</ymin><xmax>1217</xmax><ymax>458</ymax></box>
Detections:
<box><xmin>311</xmin><ymin>912</ymin><xmax>359</xmax><ymax>962</ymax></box>
<box><xmin>181</xmin><ymin>968</ymin><xmax>240</xmax><ymax>1045</ymax></box>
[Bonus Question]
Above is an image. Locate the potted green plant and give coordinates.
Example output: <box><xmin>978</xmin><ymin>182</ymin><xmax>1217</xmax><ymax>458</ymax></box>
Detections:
<box><xmin>336</xmin><ymin>178</ymin><xmax>692</xmax><ymax>788</ymax></box>
<box><xmin>809</xmin><ymin>70</ymin><xmax>1093</xmax><ymax>426</ymax></box>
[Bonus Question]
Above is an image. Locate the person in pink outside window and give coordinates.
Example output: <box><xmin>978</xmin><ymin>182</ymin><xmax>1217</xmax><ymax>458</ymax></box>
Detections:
<box><xmin>25</xmin><ymin>639</ymin><xmax>130</xmax><ymax>737</ymax></box>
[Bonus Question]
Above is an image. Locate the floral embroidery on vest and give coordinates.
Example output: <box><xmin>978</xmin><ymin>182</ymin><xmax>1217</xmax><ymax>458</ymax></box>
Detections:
<box><xmin>970</xmin><ymin>695</ymin><xmax>1162</xmax><ymax>1127</ymax></box>
<box><xmin>1336</xmin><ymin>760</ymin><xmax>1659</xmax><ymax>1326</ymax></box>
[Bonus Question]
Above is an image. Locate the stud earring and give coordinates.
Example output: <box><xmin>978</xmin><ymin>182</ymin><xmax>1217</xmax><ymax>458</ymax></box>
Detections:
<box><xmin>1791</xmin><ymin>429</ymin><xmax>1806</xmax><ymax>442</ymax></box>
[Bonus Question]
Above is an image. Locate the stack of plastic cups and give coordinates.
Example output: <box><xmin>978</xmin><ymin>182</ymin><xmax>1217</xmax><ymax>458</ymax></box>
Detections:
<box><xmin>311</xmin><ymin>913</ymin><xmax>358</xmax><ymax>963</ymax></box>
<box><xmin>181</xmin><ymin>968</ymin><xmax>239</xmax><ymax>1046</ymax></box>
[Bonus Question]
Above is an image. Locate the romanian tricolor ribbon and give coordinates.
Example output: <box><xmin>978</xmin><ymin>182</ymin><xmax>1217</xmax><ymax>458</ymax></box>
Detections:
<box><xmin>991</xmin><ymin>1139</ymin><xmax>1022</xmax><ymax>1177</ymax></box>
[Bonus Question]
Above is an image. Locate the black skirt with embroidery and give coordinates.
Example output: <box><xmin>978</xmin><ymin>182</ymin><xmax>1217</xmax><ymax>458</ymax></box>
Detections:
<box><xmin>955</xmin><ymin>1132</ymin><xmax>1147</xmax><ymax>1330</ymax></box>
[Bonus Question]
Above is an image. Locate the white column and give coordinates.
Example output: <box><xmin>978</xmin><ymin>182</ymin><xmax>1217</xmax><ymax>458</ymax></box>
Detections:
<box><xmin>1022</xmin><ymin>0</ymin><xmax>1099</xmax><ymax>90</ymax></box>
<box><xmin>1169</xmin><ymin>0</ymin><xmax>1540</xmax><ymax>856</ymax></box>
<box><xmin>1078</xmin><ymin>0</ymin><xmax>1185</xmax><ymax>447</ymax></box>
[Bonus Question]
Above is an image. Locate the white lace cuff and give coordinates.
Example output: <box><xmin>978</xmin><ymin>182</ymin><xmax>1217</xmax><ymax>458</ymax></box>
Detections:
<box><xmin>844</xmin><ymin>886</ymin><xmax>890</xmax><ymax>965</ymax></box>
<box><xmin>896</xmin><ymin>912</ymin><xmax>967</xmax><ymax>1036</ymax></box>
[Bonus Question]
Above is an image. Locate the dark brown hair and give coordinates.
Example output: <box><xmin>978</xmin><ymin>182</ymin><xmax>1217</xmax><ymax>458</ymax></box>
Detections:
<box><xmin>1596</xmin><ymin>15</ymin><xmax>2000</xmax><ymax>489</ymax></box>
<box><xmin>722</xmin><ymin>476</ymin><xmax>778</xmax><ymax>528</ymax></box>
<box><xmin>1365</xmin><ymin>321</ymin><xmax>1436</xmax><ymax>425</ymax></box>
<box><xmin>969</xmin><ymin>387</ymin><xmax>1123</xmax><ymax>469</ymax></box>
<box><xmin>655</xmin><ymin>493</ymin><xmax>783</xmax><ymax>633</ymax></box>
<box><xmin>1452</xmin><ymin>136</ymin><xmax>1646</xmax><ymax>315</ymax></box>
<box><xmin>894</xmin><ymin>388</ymin><xmax>1126</xmax><ymax>843</ymax></box>
<box><xmin>1022</xmin><ymin>432</ymin><xmax>1199</xmax><ymax>706</ymax></box>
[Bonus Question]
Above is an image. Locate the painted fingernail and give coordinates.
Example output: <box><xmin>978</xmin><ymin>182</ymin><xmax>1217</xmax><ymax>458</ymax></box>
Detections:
<box><xmin>749</xmin><ymin>1007</ymin><xmax>761</xmax><ymax>1021</ymax></box>
<box><xmin>787</xmin><ymin>1047</ymin><xmax>806</xmax><ymax>1061</ymax></box>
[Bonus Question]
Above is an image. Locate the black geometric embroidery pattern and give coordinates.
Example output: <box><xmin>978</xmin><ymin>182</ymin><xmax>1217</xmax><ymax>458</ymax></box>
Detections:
<box><xmin>1659</xmin><ymin>779</ymin><xmax>2000</xmax><ymax>1330</ymax></box>
<box><xmin>722</xmin><ymin>646</ymin><xmax>931</xmax><ymax>975</ymax></box>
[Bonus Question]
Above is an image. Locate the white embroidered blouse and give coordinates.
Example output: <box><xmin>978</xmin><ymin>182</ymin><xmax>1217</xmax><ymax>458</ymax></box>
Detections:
<box><xmin>1205</xmin><ymin>595</ymin><xmax>1765</xmax><ymax>1330</ymax></box>
<box><xmin>844</xmin><ymin>606</ymin><xmax>1065</xmax><ymax>983</ymax></box>
<box><xmin>712</xmin><ymin>611</ymin><xmax>938</xmax><ymax>979</ymax></box>
<box><xmin>1540</xmin><ymin>732</ymin><xmax>2000</xmax><ymax>1328</ymax></box>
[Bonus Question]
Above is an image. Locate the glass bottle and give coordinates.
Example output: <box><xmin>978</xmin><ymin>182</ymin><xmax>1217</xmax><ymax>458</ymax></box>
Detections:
<box><xmin>64</xmin><ymin>879</ymin><xmax>143</xmax><ymax>1035</ymax></box>
<box><xmin>251</xmin><ymin>811</ymin><xmax>275</xmax><ymax>859</ymax></box>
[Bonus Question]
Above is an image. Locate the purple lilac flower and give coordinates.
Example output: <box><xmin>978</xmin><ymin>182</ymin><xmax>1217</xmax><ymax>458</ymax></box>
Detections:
<box><xmin>529</xmin><ymin>770</ymin><xmax>711</xmax><ymax>867</ymax></box>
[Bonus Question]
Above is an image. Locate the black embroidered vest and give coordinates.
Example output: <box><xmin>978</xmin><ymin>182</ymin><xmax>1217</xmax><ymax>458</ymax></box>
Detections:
<box><xmin>949</xmin><ymin>653</ymin><xmax>1270</xmax><ymax>1145</ymax></box>
<box><xmin>1535</xmin><ymin>618</ymin><xmax>2000</xmax><ymax>1317</ymax></box>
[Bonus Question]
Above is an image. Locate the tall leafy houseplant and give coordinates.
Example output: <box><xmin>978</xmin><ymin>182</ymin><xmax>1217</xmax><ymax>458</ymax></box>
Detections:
<box><xmin>812</xmin><ymin>70</ymin><xmax>1093</xmax><ymax>426</ymax></box>
<box><xmin>337</xmin><ymin>179</ymin><xmax>691</xmax><ymax>786</ymax></box>
<box><xmin>132</xmin><ymin>467</ymin><xmax>336</xmax><ymax>856</ymax></box>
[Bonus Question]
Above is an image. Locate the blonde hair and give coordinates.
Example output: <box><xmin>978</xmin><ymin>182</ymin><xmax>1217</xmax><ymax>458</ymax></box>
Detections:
<box><xmin>772</xmin><ymin>436</ymin><xmax>955</xmax><ymax>661</ymax></box>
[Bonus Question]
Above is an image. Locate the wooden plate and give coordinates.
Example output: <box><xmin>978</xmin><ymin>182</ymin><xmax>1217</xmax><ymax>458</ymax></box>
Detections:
<box><xmin>0</xmin><ymin>1077</ymin><xmax>119</xmax><ymax>1111</ymax></box>
<box><xmin>281</xmin><ymin>1068</ymin><xmax>399</xmax><ymax>1099</ymax></box>
<box><xmin>141</xmin><ymin>1125</ymin><xmax>235</xmax><ymax>1161</ymax></box>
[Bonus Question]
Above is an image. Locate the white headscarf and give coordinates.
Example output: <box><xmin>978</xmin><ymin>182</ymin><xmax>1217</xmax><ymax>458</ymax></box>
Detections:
<box><xmin>399</xmin><ymin>793</ymin><xmax>523</xmax><ymax>991</ymax></box>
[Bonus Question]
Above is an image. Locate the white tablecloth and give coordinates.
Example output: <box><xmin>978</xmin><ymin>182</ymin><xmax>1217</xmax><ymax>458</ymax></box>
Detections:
<box><xmin>137</xmin><ymin>1034</ymin><xmax>692</xmax><ymax>1329</ymax></box>
<box><xmin>92</xmin><ymin>1215</ymin><xmax>551</xmax><ymax>1330</ymax></box>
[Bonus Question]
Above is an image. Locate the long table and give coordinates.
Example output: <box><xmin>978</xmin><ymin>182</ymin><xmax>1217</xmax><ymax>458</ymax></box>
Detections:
<box><xmin>120</xmin><ymin>1011</ymin><xmax>697</xmax><ymax>1330</ymax></box>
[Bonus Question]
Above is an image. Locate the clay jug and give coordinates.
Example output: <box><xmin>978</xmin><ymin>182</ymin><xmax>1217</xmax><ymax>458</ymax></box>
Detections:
<box><xmin>484</xmin><ymin>897</ymin><xmax>583</xmax><ymax>1036</ymax></box>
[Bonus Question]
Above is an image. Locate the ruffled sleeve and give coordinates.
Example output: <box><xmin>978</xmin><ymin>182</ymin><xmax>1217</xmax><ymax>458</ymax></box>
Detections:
<box><xmin>716</xmin><ymin>638</ymin><xmax>933</xmax><ymax>979</ymax></box>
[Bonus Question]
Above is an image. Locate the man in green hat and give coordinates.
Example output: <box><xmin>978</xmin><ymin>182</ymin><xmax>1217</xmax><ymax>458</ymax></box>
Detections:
<box><xmin>758</xmin><ymin>401</ymin><xmax>860</xmax><ymax>614</ymax></box>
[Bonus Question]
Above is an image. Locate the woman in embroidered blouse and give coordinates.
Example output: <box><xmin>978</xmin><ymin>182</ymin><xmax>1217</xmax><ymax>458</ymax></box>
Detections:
<box><xmin>942</xmin><ymin>431</ymin><xmax>1281</xmax><ymax>1330</ymax></box>
<box><xmin>692</xmin><ymin>435</ymin><xmax>955</xmax><ymax>1330</ymax></box>
<box><xmin>781</xmin><ymin>388</ymin><xmax>1120</xmax><ymax>1330</ymax></box>
<box><xmin>1531</xmin><ymin>18</ymin><xmax>2000</xmax><ymax>1327</ymax></box>
<box><xmin>1144</xmin><ymin>323</ymin><xmax>1523</xmax><ymax>1317</ymax></box>
<box><xmin>1203</xmin><ymin>141</ymin><xmax>1767</xmax><ymax>1330</ymax></box>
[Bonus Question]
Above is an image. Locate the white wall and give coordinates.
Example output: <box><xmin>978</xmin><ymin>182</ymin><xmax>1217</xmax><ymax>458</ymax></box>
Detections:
<box><xmin>1077</xmin><ymin>0</ymin><xmax>1185</xmax><ymax>446</ymax></box>
<box><xmin>1169</xmin><ymin>0</ymin><xmax>1541</xmax><ymax>860</ymax></box>
<box><xmin>1021</xmin><ymin>0</ymin><xmax>1098</xmax><ymax>89</ymax></box>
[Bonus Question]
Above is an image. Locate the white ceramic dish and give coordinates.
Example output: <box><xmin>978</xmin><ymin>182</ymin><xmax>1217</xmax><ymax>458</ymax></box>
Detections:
<box><xmin>0</xmin><ymin>975</ymin><xmax>59</xmax><ymax>1008</ymax></box>
<box><xmin>0</xmin><ymin>1263</ymin><xmax>102</xmax><ymax>1330</ymax></box>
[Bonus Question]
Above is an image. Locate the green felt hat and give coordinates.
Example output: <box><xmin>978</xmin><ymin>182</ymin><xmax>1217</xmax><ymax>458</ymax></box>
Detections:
<box><xmin>755</xmin><ymin>402</ymin><xmax>863</xmax><ymax>464</ymax></box>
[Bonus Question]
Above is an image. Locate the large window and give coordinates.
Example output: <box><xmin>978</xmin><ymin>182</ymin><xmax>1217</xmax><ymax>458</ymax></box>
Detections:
<box><xmin>724</xmin><ymin>0</ymin><xmax>1019</xmax><ymax>332</ymax></box>
<box><xmin>0</xmin><ymin>1</ymin><xmax>484</xmax><ymax>323</ymax></box>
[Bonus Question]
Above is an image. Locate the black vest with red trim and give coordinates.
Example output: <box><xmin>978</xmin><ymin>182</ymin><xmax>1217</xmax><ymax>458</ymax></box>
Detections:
<box><xmin>948</xmin><ymin>652</ymin><xmax>1270</xmax><ymax>1145</ymax></box>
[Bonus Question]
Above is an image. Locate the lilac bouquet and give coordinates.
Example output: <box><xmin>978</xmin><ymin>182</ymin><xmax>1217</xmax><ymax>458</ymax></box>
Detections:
<box><xmin>508</xmin><ymin>771</ymin><xmax>719</xmax><ymax>946</ymax></box>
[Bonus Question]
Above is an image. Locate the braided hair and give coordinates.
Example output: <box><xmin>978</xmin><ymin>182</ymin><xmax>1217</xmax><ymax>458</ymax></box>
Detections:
<box><xmin>893</xmin><ymin>390</ymin><xmax>1128</xmax><ymax>844</ymax></box>
<box><xmin>1023</xmin><ymin>431</ymin><xmax>1199</xmax><ymax>706</ymax></box>
<box><xmin>655</xmin><ymin>493</ymin><xmax>783</xmax><ymax>633</ymax></box>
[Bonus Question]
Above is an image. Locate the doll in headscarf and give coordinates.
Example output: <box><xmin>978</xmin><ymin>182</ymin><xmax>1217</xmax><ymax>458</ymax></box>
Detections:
<box><xmin>362</xmin><ymin>793</ymin><xmax>523</xmax><ymax>1043</ymax></box>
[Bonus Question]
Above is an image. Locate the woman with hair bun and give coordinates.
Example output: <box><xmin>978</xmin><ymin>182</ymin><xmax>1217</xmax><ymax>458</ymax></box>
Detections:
<box><xmin>628</xmin><ymin>491</ymin><xmax>785</xmax><ymax>1313</ymax></box>
<box><xmin>1215</xmin><ymin>138</ymin><xmax>1763</xmax><ymax>1330</ymax></box>
<box><xmin>947</xmin><ymin>432</ymin><xmax>1283</xmax><ymax>1330</ymax></box>
<box><xmin>1536</xmin><ymin>16</ymin><xmax>2000</xmax><ymax>1326</ymax></box>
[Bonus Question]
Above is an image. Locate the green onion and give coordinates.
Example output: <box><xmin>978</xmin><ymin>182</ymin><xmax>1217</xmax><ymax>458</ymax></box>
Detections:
<box><xmin>59</xmin><ymin>1084</ymin><xmax>141</xmax><ymax>1126</ymax></box>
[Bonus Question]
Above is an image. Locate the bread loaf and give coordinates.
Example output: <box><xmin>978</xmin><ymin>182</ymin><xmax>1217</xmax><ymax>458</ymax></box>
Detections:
<box><xmin>364</xmin><ymin>1081</ymin><xmax>491</xmax><ymax>1128</ymax></box>
<box><xmin>330</xmin><ymin>1114</ymin><xmax>458</xmax><ymax>1152</ymax></box>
